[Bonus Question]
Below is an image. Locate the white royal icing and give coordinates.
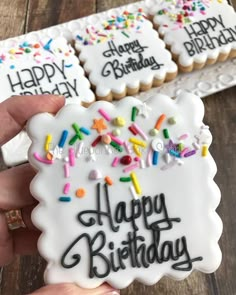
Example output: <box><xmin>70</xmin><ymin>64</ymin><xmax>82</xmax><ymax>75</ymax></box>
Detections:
<box><xmin>74</xmin><ymin>11</ymin><xmax>177</xmax><ymax>99</ymax></box>
<box><xmin>146</xmin><ymin>0</ymin><xmax>236</xmax><ymax>67</ymax></box>
<box><xmin>0</xmin><ymin>36</ymin><xmax>95</xmax><ymax>105</ymax></box>
<box><xmin>27</xmin><ymin>92</ymin><xmax>222</xmax><ymax>289</ymax></box>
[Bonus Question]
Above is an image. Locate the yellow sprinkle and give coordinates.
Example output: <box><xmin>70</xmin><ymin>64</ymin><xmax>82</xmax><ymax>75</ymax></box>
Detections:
<box><xmin>130</xmin><ymin>172</ymin><xmax>142</xmax><ymax>195</ymax></box>
<box><xmin>44</xmin><ymin>134</ymin><xmax>52</xmax><ymax>152</ymax></box>
<box><xmin>133</xmin><ymin>144</ymin><xmax>142</xmax><ymax>157</ymax></box>
<box><xmin>202</xmin><ymin>145</ymin><xmax>208</xmax><ymax>157</ymax></box>
<box><xmin>9</xmin><ymin>49</ymin><xmax>16</xmax><ymax>54</ymax></box>
<box><xmin>129</xmin><ymin>137</ymin><xmax>147</xmax><ymax>148</ymax></box>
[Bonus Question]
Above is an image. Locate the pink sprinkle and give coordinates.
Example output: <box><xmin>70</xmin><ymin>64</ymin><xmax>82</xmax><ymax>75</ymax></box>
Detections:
<box><xmin>123</xmin><ymin>163</ymin><xmax>139</xmax><ymax>173</ymax></box>
<box><xmin>107</xmin><ymin>132</ymin><xmax>123</xmax><ymax>145</ymax></box>
<box><xmin>98</xmin><ymin>108</ymin><xmax>111</xmax><ymax>121</ymax></box>
<box><xmin>33</xmin><ymin>152</ymin><xmax>53</xmax><ymax>164</ymax></box>
<box><xmin>112</xmin><ymin>157</ymin><xmax>120</xmax><ymax>167</ymax></box>
<box><xmin>180</xmin><ymin>147</ymin><xmax>189</xmax><ymax>157</ymax></box>
<box><xmin>69</xmin><ymin>148</ymin><xmax>75</xmax><ymax>166</ymax></box>
<box><xmin>132</xmin><ymin>123</ymin><xmax>148</xmax><ymax>140</ymax></box>
<box><xmin>146</xmin><ymin>147</ymin><xmax>153</xmax><ymax>167</ymax></box>
<box><xmin>178</xmin><ymin>134</ymin><xmax>188</xmax><ymax>140</ymax></box>
<box><xmin>124</xmin><ymin>141</ymin><xmax>132</xmax><ymax>154</ymax></box>
<box><xmin>134</xmin><ymin>157</ymin><xmax>140</xmax><ymax>162</ymax></box>
<box><xmin>64</xmin><ymin>163</ymin><xmax>70</xmax><ymax>178</ymax></box>
<box><xmin>63</xmin><ymin>183</ymin><xmax>71</xmax><ymax>194</ymax></box>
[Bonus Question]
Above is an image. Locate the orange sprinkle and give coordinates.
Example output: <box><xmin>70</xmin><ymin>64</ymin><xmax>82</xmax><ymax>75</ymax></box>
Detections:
<box><xmin>155</xmin><ymin>114</ymin><xmax>166</xmax><ymax>130</ymax></box>
<box><xmin>34</xmin><ymin>43</ymin><xmax>40</xmax><ymax>48</ymax></box>
<box><xmin>46</xmin><ymin>152</ymin><xmax>53</xmax><ymax>160</ymax></box>
<box><xmin>105</xmin><ymin>176</ymin><xmax>113</xmax><ymax>186</ymax></box>
<box><xmin>76</xmin><ymin>188</ymin><xmax>86</xmax><ymax>198</ymax></box>
<box><xmin>92</xmin><ymin>118</ymin><xmax>107</xmax><ymax>133</ymax></box>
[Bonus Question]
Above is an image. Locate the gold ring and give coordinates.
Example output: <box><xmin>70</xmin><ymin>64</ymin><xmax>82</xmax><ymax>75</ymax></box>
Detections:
<box><xmin>5</xmin><ymin>209</ymin><xmax>26</xmax><ymax>230</ymax></box>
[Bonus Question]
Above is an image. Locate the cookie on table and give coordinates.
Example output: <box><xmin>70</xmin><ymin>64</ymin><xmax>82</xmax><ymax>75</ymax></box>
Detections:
<box><xmin>0</xmin><ymin>36</ymin><xmax>95</xmax><ymax>106</ymax></box>
<box><xmin>146</xmin><ymin>0</ymin><xmax>236</xmax><ymax>72</ymax></box>
<box><xmin>27</xmin><ymin>92</ymin><xmax>222</xmax><ymax>289</ymax></box>
<box><xmin>74</xmin><ymin>9</ymin><xmax>178</xmax><ymax>101</ymax></box>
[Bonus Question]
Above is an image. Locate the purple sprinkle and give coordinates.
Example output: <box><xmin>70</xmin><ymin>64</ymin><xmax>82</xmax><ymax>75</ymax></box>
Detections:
<box><xmin>184</xmin><ymin>150</ymin><xmax>196</xmax><ymax>157</ymax></box>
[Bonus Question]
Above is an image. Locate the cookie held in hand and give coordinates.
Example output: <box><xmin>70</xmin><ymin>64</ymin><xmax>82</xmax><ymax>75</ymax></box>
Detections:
<box><xmin>27</xmin><ymin>92</ymin><xmax>222</xmax><ymax>289</ymax></box>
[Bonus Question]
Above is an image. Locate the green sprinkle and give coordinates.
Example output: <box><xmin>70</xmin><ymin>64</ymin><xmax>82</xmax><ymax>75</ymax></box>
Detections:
<box><xmin>72</xmin><ymin>123</ymin><xmax>83</xmax><ymax>140</ymax></box>
<box><xmin>110</xmin><ymin>141</ymin><xmax>123</xmax><ymax>152</ymax></box>
<box><xmin>121</xmin><ymin>31</ymin><xmax>129</xmax><ymax>38</ymax></box>
<box><xmin>163</xmin><ymin>128</ymin><xmax>170</xmax><ymax>139</ymax></box>
<box><xmin>120</xmin><ymin>177</ymin><xmax>132</xmax><ymax>182</ymax></box>
<box><xmin>25</xmin><ymin>48</ymin><xmax>31</xmax><ymax>53</ymax></box>
<box><xmin>69</xmin><ymin>134</ymin><xmax>79</xmax><ymax>145</ymax></box>
<box><xmin>178</xmin><ymin>143</ymin><xmax>184</xmax><ymax>152</ymax></box>
<box><xmin>131</xmin><ymin>106</ymin><xmax>138</xmax><ymax>122</ymax></box>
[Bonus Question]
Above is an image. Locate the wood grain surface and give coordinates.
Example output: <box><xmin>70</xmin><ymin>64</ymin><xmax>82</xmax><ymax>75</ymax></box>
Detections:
<box><xmin>0</xmin><ymin>1</ymin><xmax>236</xmax><ymax>294</ymax></box>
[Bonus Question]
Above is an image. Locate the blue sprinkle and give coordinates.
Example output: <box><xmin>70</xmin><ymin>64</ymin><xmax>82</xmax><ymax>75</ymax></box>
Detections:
<box><xmin>58</xmin><ymin>130</ymin><xmax>69</xmax><ymax>148</ymax></box>
<box><xmin>59</xmin><ymin>196</ymin><xmax>71</xmax><ymax>202</ymax></box>
<box><xmin>169</xmin><ymin>149</ymin><xmax>181</xmax><ymax>158</ymax></box>
<box><xmin>10</xmin><ymin>65</ymin><xmax>15</xmax><ymax>69</ymax></box>
<box><xmin>65</xmin><ymin>64</ymin><xmax>73</xmax><ymax>68</ymax></box>
<box><xmin>80</xmin><ymin>127</ymin><xmax>91</xmax><ymax>135</ymax></box>
<box><xmin>152</xmin><ymin>151</ymin><xmax>159</xmax><ymax>165</ymax></box>
<box><xmin>77</xmin><ymin>35</ymin><xmax>83</xmax><ymax>41</ymax></box>
<box><xmin>44</xmin><ymin>38</ymin><xmax>53</xmax><ymax>51</ymax></box>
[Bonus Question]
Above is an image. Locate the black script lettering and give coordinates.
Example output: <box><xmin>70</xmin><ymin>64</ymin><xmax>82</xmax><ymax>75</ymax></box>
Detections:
<box><xmin>103</xmin><ymin>40</ymin><xmax>148</xmax><ymax>58</ymax></box>
<box><xmin>101</xmin><ymin>53</ymin><xmax>163</xmax><ymax>80</ymax></box>
<box><xmin>77</xmin><ymin>183</ymin><xmax>119</xmax><ymax>232</ymax></box>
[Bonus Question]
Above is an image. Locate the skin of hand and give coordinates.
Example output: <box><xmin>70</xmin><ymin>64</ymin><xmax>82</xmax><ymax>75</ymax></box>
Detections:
<box><xmin>0</xmin><ymin>95</ymin><xmax>120</xmax><ymax>295</ymax></box>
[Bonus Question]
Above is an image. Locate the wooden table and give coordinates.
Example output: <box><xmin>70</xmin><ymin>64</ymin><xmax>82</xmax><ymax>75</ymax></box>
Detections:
<box><xmin>0</xmin><ymin>1</ymin><xmax>235</xmax><ymax>294</ymax></box>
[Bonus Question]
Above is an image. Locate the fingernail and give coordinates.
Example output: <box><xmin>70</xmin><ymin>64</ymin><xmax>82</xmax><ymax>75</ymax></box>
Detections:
<box><xmin>104</xmin><ymin>291</ymin><xmax>120</xmax><ymax>295</ymax></box>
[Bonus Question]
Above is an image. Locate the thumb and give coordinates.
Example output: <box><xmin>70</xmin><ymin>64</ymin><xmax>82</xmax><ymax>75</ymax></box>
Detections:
<box><xmin>27</xmin><ymin>283</ymin><xmax>120</xmax><ymax>295</ymax></box>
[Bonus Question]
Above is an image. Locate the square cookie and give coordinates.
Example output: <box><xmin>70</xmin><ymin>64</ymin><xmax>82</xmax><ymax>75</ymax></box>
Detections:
<box><xmin>27</xmin><ymin>92</ymin><xmax>222</xmax><ymax>289</ymax></box>
<box><xmin>146</xmin><ymin>0</ymin><xmax>236</xmax><ymax>72</ymax></box>
<box><xmin>75</xmin><ymin>10</ymin><xmax>178</xmax><ymax>101</ymax></box>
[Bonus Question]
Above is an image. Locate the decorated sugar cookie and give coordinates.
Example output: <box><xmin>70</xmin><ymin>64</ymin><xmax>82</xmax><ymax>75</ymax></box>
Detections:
<box><xmin>74</xmin><ymin>10</ymin><xmax>178</xmax><ymax>101</ymax></box>
<box><xmin>27</xmin><ymin>92</ymin><xmax>222</xmax><ymax>289</ymax></box>
<box><xmin>0</xmin><ymin>36</ymin><xmax>95</xmax><ymax>106</ymax></box>
<box><xmin>146</xmin><ymin>0</ymin><xmax>236</xmax><ymax>72</ymax></box>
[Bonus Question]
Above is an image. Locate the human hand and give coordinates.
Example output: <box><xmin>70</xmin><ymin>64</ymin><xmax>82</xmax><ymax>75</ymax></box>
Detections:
<box><xmin>0</xmin><ymin>95</ymin><xmax>120</xmax><ymax>295</ymax></box>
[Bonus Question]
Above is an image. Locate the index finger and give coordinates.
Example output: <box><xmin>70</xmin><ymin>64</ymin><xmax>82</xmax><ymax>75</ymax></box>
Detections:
<box><xmin>0</xmin><ymin>95</ymin><xmax>65</xmax><ymax>146</ymax></box>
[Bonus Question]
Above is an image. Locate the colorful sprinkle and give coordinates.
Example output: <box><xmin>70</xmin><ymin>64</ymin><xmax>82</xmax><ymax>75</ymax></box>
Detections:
<box><xmin>102</xmin><ymin>134</ymin><xmax>112</xmax><ymax>144</ymax></box>
<box><xmin>76</xmin><ymin>188</ymin><xmax>86</xmax><ymax>198</ymax></box>
<box><xmin>152</xmin><ymin>151</ymin><xmax>159</xmax><ymax>165</ymax></box>
<box><xmin>184</xmin><ymin>150</ymin><xmax>197</xmax><ymax>157</ymax></box>
<box><xmin>123</xmin><ymin>162</ymin><xmax>139</xmax><ymax>173</ymax></box>
<box><xmin>120</xmin><ymin>177</ymin><xmax>132</xmax><ymax>182</ymax></box>
<box><xmin>92</xmin><ymin>118</ymin><xmax>107</xmax><ymax>133</ymax></box>
<box><xmin>72</xmin><ymin>123</ymin><xmax>83</xmax><ymax>140</ymax></box>
<box><xmin>129</xmin><ymin>137</ymin><xmax>147</xmax><ymax>148</ymax></box>
<box><xmin>92</xmin><ymin>135</ymin><xmax>102</xmax><ymax>147</ymax></box>
<box><xmin>33</xmin><ymin>152</ymin><xmax>53</xmax><ymax>165</ymax></box>
<box><xmin>98</xmin><ymin>108</ymin><xmax>111</xmax><ymax>122</ymax></box>
<box><xmin>131</xmin><ymin>107</ymin><xmax>138</xmax><ymax>122</ymax></box>
<box><xmin>69</xmin><ymin>134</ymin><xmax>80</xmax><ymax>145</ymax></box>
<box><xmin>129</xmin><ymin>125</ymin><xmax>138</xmax><ymax>135</ymax></box>
<box><xmin>58</xmin><ymin>196</ymin><xmax>71</xmax><ymax>202</ymax></box>
<box><xmin>133</xmin><ymin>144</ymin><xmax>142</xmax><ymax>157</ymax></box>
<box><xmin>69</xmin><ymin>148</ymin><xmax>75</xmax><ymax>166</ymax></box>
<box><xmin>64</xmin><ymin>163</ymin><xmax>70</xmax><ymax>178</ymax></box>
<box><xmin>163</xmin><ymin>128</ymin><xmax>170</xmax><ymax>139</ymax></box>
<box><xmin>63</xmin><ymin>183</ymin><xmax>71</xmax><ymax>194</ymax></box>
<box><xmin>155</xmin><ymin>114</ymin><xmax>166</xmax><ymax>130</ymax></box>
<box><xmin>112</xmin><ymin>157</ymin><xmax>120</xmax><ymax>167</ymax></box>
<box><xmin>168</xmin><ymin>117</ymin><xmax>176</xmax><ymax>125</ymax></box>
<box><xmin>58</xmin><ymin>130</ymin><xmax>69</xmax><ymax>148</ymax></box>
<box><xmin>80</xmin><ymin>127</ymin><xmax>91</xmax><ymax>135</ymax></box>
<box><xmin>132</xmin><ymin>123</ymin><xmax>148</xmax><ymax>140</ymax></box>
<box><xmin>130</xmin><ymin>172</ymin><xmax>142</xmax><ymax>195</ymax></box>
<box><xmin>105</xmin><ymin>176</ymin><xmax>113</xmax><ymax>186</ymax></box>
<box><xmin>202</xmin><ymin>145</ymin><xmax>208</xmax><ymax>157</ymax></box>
<box><xmin>110</xmin><ymin>141</ymin><xmax>123</xmax><ymax>152</ymax></box>
<box><xmin>44</xmin><ymin>134</ymin><xmax>52</xmax><ymax>152</ymax></box>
